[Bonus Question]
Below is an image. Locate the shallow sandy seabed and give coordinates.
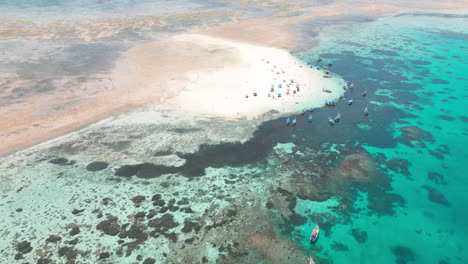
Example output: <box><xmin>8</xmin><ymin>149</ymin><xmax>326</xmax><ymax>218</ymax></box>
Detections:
<box><xmin>0</xmin><ymin>102</ymin><xmax>320</xmax><ymax>263</ymax></box>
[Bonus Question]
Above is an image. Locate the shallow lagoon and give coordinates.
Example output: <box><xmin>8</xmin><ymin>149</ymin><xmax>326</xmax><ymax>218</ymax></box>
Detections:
<box><xmin>1</xmin><ymin>12</ymin><xmax>467</xmax><ymax>264</ymax></box>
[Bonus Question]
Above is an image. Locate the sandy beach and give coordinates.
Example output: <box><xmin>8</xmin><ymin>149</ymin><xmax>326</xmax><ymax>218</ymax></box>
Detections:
<box><xmin>114</xmin><ymin>34</ymin><xmax>343</xmax><ymax>119</ymax></box>
<box><xmin>1</xmin><ymin>32</ymin><xmax>343</xmax><ymax>156</ymax></box>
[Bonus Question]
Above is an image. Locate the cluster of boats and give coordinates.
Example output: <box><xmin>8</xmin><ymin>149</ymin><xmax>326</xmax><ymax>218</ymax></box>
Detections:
<box><xmin>284</xmin><ymin>60</ymin><xmax>369</xmax><ymax>127</ymax></box>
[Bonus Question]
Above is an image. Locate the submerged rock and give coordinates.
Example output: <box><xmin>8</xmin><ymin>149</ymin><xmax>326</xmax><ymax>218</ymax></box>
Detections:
<box><xmin>96</xmin><ymin>215</ymin><xmax>121</xmax><ymax>236</ymax></box>
<box><xmin>85</xmin><ymin>161</ymin><xmax>109</xmax><ymax>172</ymax></box>
<box><xmin>247</xmin><ymin>233</ymin><xmax>306</xmax><ymax>263</ymax></box>
<box><xmin>427</xmin><ymin>172</ymin><xmax>447</xmax><ymax>185</ymax></box>
<box><xmin>69</xmin><ymin>227</ymin><xmax>80</xmax><ymax>236</ymax></box>
<box><xmin>143</xmin><ymin>258</ymin><xmax>156</xmax><ymax>264</ymax></box>
<box><xmin>422</xmin><ymin>185</ymin><xmax>451</xmax><ymax>207</ymax></box>
<box><xmin>131</xmin><ymin>195</ymin><xmax>146</xmax><ymax>207</ymax></box>
<box><xmin>16</xmin><ymin>241</ymin><xmax>33</xmax><ymax>254</ymax></box>
<box><xmin>49</xmin><ymin>157</ymin><xmax>76</xmax><ymax>165</ymax></box>
<box><xmin>333</xmin><ymin>153</ymin><xmax>377</xmax><ymax>182</ymax></box>
<box><xmin>398</xmin><ymin>126</ymin><xmax>433</xmax><ymax>147</ymax></box>
<box><xmin>351</xmin><ymin>228</ymin><xmax>368</xmax><ymax>243</ymax></box>
<box><xmin>331</xmin><ymin>241</ymin><xmax>349</xmax><ymax>251</ymax></box>
<box><xmin>386</xmin><ymin>158</ymin><xmax>411</xmax><ymax>177</ymax></box>
<box><xmin>391</xmin><ymin>245</ymin><xmax>416</xmax><ymax>264</ymax></box>
<box><xmin>46</xmin><ymin>235</ymin><xmax>62</xmax><ymax>243</ymax></box>
<box><xmin>181</xmin><ymin>220</ymin><xmax>202</xmax><ymax>233</ymax></box>
<box><xmin>148</xmin><ymin>214</ymin><xmax>179</xmax><ymax>233</ymax></box>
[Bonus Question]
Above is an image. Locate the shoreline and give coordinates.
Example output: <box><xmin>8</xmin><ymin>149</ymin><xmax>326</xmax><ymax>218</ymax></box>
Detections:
<box><xmin>1</xmin><ymin>29</ymin><xmax>344</xmax><ymax>158</ymax></box>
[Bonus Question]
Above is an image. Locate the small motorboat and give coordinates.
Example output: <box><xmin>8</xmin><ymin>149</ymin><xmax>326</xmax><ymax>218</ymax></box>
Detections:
<box><xmin>350</xmin><ymin>82</ymin><xmax>354</xmax><ymax>89</ymax></box>
<box><xmin>325</xmin><ymin>100</ymin><xmax>330</xmax><ymax>106</ymax></box>
<box><xmin>339</xmin><ymin>94</ymin><xmax>344</xmax><ymax>99</ymax></box>
<box><xmin>343</xmin><ymin>84</ymin><xmax>348</xmax><ymax>90</ymax></box>
<box><xmin>328</xmin><ymin>117</ymin><xmax>335</xmax><ymax>126</ymax></box>
<box><xmin>301</xmin><ymin>109</ymin><xmax>306</xmax><ymax>115</ymax></box>
<box><xmin>335</xmin><ymin>113</ymin><xmax>341</xmax><ymax>122</ymax></box>
<box><xmin>331</xmin><ymin>100</ymin><xmax>336</xmax><ymax>106</ymax></box>
<box><xmin>310</xmin><ymin>224</ymin><xmax>320</xmax><ymax>241</ymax></box>
<box><xmin>292</xmin><ymin>118</ymin><xmax>297</xmax><ymax>126</ymax></box>
<box><xmin>348</xmin><ymin>99</ymin><xmax>353</xmax><ymax>105</ymax></box>
<box><xmin>362</xmin><ymin>90</ymin><xmax>367</xmax><ymax>96</ymax></box>
<box><xmin>308</xmin><ymin>114</ymin><xmax>313</xmax><ymax>122</ymax></box>
<box><xmin>286</xmin><ymin>117</ymin><xmax>291</xmax><ymax>126</ymax></box>
<box><xmin>322</xmin><ymin>88</ymin><xmax>332</xmax><ymax>93</ymax></box>
<box><xmin>364</xmin><ymin>106</ymin><xmax>369</xmax><ymax>115</ymax></box>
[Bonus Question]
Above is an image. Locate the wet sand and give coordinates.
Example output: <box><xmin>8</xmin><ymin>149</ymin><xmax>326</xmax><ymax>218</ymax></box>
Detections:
<box><xmin>0</xmin><ymin>19</ymin><xmax>337</xmax><ymax>157</ymax></box>
<box><xmin>1</xmin><ymin>0</ymin><xmax>467</xmax><ymax>157</ymax></box>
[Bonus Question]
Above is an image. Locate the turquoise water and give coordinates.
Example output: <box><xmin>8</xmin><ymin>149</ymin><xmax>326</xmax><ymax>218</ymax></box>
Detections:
<box><xmin>288</xmin><ymin>13</ymin><xmax>468</xmax><ymax>264</ymax></box>
<box><xmin>1</xmin><ymin>11</ymin><xmax>467</xmax><ymax>264</ymax></box>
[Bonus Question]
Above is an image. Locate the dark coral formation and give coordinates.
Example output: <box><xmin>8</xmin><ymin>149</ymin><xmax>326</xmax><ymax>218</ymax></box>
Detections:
<box><xmin>85</xmin><ymin>161</ymin><xmax>109</xmax><ymax>171</ymax></box>
<box><xmin>427</xmin><ymin>172</ymin><xmax>447</xmax><ymax>185</ymax></box>
<box><xmin>385</xmin><ymin>158</ymin><xmax>411</xmax><ymax>177</ymax></box>
<box><xmin>398</xmin><ymin>126</ymin><xmax>433</xmax><ymax>147</ymax></box>
<box><xmin>333</xmin><ymin>153</ymin><xmax>377</xmax><ymax>182</ymax></box>
<box><xmin>49</xmin><ymin>157</ymin><xmax>76</xmax><ymax>166</ymax></box>
<box><xmin>331</xmin><ymin>241</ymin><xmax>349</xmax><ymax>251</ymax></box>
<box><xmin>131</xmin><ymin>195</ymin><xmax>146</xmax><ymax>207</ymax></box>
<box><xmin>351</xmin><ymin>228</ymin><xmax>368</xmax><ymax>243</ymax></box>
<box><xmin>422</xmin><ymin>185</ymin><xmax>451</xmax><ymax>207</ymax></box>
<box><xmin>148</xmin><ymin>214</ymin><xmax>179</xmax><ymax>234</ymax></box>
<box><xmin>97</xmin><ymin>215</ymin><xmax>121</xmax><ymax>236</ymax></box>
<box><xmin>392</xmin><ymin>245</ymin><xmax>416</xmax><ymax>264</ymax></box>
<box><xmin>16</xmin><ymin>241</ymin><xmax>33</xmax><ymax>254</ymax></box>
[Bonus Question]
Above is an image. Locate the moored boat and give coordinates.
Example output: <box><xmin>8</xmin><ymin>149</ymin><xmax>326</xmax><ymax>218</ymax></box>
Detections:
<box><xmin>335</xmin><ymin>113</ymin><xmax>341</xmax><ymax>122</ymax></box>
<box><xmin>310</xmin><ymin>224</ymin><xmax>320</xmax><ymax>241</ymax></box>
